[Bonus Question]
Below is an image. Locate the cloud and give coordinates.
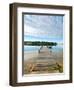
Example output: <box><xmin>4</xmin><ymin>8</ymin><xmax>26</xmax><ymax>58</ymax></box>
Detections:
<box><xmin>24</xmin><ymin>14</ymin><xmax>63</xmax><ymax>42</ymax></box>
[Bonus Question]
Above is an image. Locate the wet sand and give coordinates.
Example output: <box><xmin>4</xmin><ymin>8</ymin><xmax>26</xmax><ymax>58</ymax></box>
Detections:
<box><xmin>24</xmin><ymin>46</ymin><xmax>63</xmax><ymax>74</ymax></box>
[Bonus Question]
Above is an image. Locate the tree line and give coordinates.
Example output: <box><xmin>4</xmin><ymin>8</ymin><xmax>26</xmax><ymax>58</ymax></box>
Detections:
<box><xmin>24</xmin><ymin>41</ymin><xmax>57</xmax><ymax>46</ymax></box>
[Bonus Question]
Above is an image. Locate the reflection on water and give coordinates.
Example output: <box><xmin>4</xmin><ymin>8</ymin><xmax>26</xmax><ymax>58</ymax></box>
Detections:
<box><xmin>24</xmin><ymin>45</ymin><xmax>63</xmax><ymax>53</ymax></box>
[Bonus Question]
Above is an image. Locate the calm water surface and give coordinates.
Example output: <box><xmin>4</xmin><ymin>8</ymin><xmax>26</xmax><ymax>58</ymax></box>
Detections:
<box><xmin>24</xmin><ymin>45</ymin><xmax>63</xmax><ymax>53</ymax></box>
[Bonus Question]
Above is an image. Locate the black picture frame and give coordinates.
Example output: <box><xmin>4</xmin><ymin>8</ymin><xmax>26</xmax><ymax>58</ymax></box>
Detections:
<box><xmin>9</xmin><ymin>3</ymin><xmax>72</xmax><ymax>86</ymax></box>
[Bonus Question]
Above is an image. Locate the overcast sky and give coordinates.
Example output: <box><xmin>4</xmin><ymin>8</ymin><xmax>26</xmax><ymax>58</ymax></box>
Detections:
<box><xmin>24</xmin><ymin>14</ymin><xmax>64</xmax><ymax>43</ymax></box>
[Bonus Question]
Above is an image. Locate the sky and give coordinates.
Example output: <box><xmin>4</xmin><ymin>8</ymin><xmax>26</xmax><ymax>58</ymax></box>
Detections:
<box><xmin>24</xmin><ymin>14</ymin><xmax>64</xmax><ymax>43</ymax></box>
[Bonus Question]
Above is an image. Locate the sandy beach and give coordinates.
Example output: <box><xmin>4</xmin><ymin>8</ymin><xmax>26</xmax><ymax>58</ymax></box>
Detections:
<box><xmin>24</xmin><ymin>46</ymin><xmax>63</xmax><ymax>74</ymax></box>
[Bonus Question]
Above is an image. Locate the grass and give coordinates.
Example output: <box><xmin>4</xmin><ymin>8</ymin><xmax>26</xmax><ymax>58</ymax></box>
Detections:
<box><xmin>24</xmin><ymin>62</ymin><xmax>63</xmax><ymax>74</ymax></box>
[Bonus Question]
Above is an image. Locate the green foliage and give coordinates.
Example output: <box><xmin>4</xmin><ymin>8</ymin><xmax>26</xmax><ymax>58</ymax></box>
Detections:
<box><xmin>47</xmin><ymin>63</ymin><xmax>63</xmax><ymax>73</ymax></box>
<box><xmin>53</xmin><ymin>63</ymin><xmax>63</xmax><ymax>73</ymax></box>
<box><xmin>24</xmin><ymin>41</ymin><xmax>57</xmax><ymax>46</ymax></box>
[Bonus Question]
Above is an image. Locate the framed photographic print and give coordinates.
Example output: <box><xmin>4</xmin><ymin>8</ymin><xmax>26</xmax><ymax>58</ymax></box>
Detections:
<box><xmin>9</xmin><ymin>3</ymin><xmax>72</xmax><ymax>86</ymax></box>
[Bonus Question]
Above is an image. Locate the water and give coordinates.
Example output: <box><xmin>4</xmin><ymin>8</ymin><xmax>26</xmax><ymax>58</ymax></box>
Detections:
<box><xmin>24</xmin><ymin>45</ymin><xmax>63</xmax><ymax>74</ymax></box>
<box><xmin>24</xmin><ymin>45</ymin><xmax>63</xmax><ymax>53</ymax></box>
